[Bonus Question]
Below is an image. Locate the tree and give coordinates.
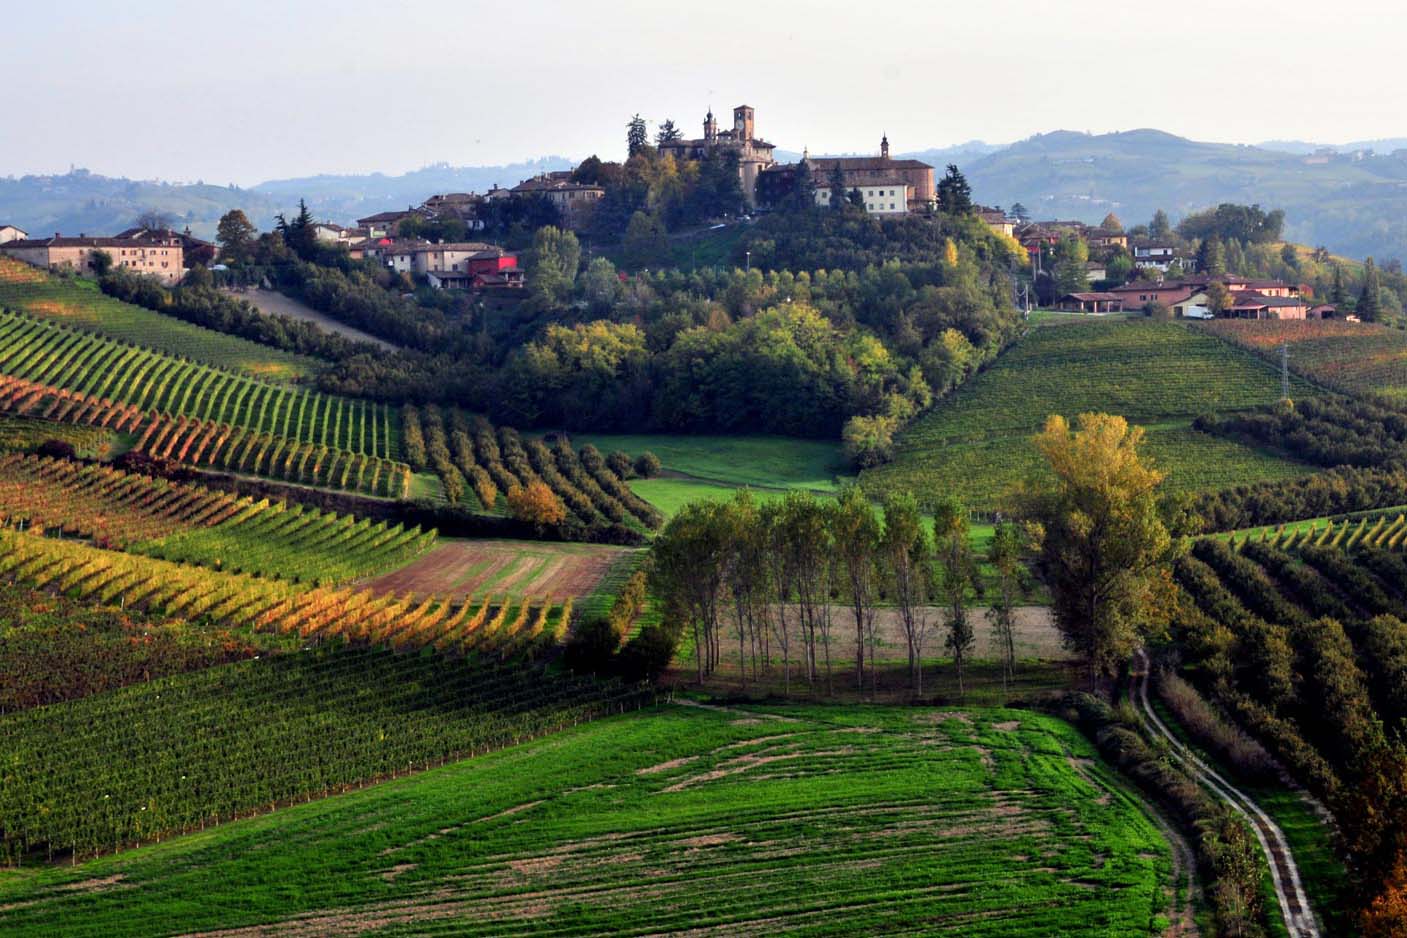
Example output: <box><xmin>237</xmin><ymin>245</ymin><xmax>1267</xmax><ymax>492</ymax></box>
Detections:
<box><xmin>842</xmin><ymin>414</ymin><xmax>897</xmax><ymax>469</ymax></box>
<box><xmin>1331</xmin><ymin>263</ymin><xmax>1348</xmax><ymax>306</ymax></box>
<box><xmin>525</xmin><ymin>225</ymin><xmax>581</xmax><ymax>310</ymax></box>
<box><xmin>1149</xmin><ymin>209</ymin><xmax>1171</xmax><ymax>240</ymax></box>
<box><xmin>1359</xmin><ymin>256</ymin><xmax>1384</xmax><ymax>322</ymax></box>
<box><xmin>937</xmin><ymin>164</ymin><xmax>973</xmax><ymax>214</ymax></box>
<box><xmin>651</xmin><ymin>501</ymin><xmax>730</xmax><ymax>681</ymax></box>
<box><xmin>276</xmin><ymin>198</ymin><xmax>318</xmax><ymax>259</ymax></box>
<box><xmin>828</xmin><ymin>164</ymin><xmax>848</xmax><ymax>210</ymax></box>
<box><xmin>986</xmin><ymin>525</ymin><xmax>1028</xmax><ymax>692</ymax></box>
<box><xmin>831</xmin><ymin>484</ymin><xmax>882</xmax><ymax>692</ymax></box>
<box><xmin>1205</xmin><ymin>280</ymin><xmax>1232</xmax><ymax>317</ymax></box>
<box><xmin>1010</xmin><ymin>413</ymin><xmax>1178</xmax><ymax>687</ymax></box>
<box><xmin>933</xmin><ymin>496</ymin><xmax>981</xmax><ymax>698</ymax></box>
<box><xmin>1280</xmin><ymin>243</ymin><xmax>1300</xmax><ymax>270</ymax></box>
<box><xmin>216</xmin><ymin>209</ymin><xmax>257</xmax><ymax>265</ymax></box>
<box><xmin>506</xmin><ymin>481</ymin><xmax>566</xmax><ymax>530</ymax></box>
<box><xmin>627</xmin><ymin>114</ymin><xmax>650</xmax><ymax>158</ymax></box>
<box><xmin>880</xmin><ymin>491</ymin><xmax>934</xmax><ymax>694</ymax></box>
<box><xmin>655</xmin><ymin>119</ymin><xmax>682</xmax><ymax>146</ymax></box>
<box><xmin>622</xmin><ymin>211</ymin><xmax>669</xmax><ymax>268</ymax></box>
<box><xmin>1052</xmin><ymin>235</ymin><xmax>1090</xmax><ymax>296</ymax></box>
<box><xmin>1197</xmin><ymin>236</ymin><xmax>1226</xmax><ymax>276</ymax></box>
<box><xmin>133</xmin><ymin>209</ymin><xmax>175</xmax><ymax>231</ymax></box>
<box><xmin>1100</xmin><ymin>212</ymin><xmax>1123</xmax><ymax>232</ymax></box>
<box><xmin>90</xmin><ymin>249</ymin><xmax>113</xmax><ymax>277</ymax></box>
<box><xmin>792</xmin><ymin>159</ymin><xmax>816</xmax><ymax>211</ymax></box>
<box><xmin>1010</xmin><ymin>202</ymin><xmax>1030</xmax><ymax>223</ymax></box>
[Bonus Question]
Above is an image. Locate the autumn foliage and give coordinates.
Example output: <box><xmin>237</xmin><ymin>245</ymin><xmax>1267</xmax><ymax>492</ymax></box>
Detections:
<box><xmin>507</xmin><ymin>481</ymin><xmax>567</xmax><ymax>528</ymax></box>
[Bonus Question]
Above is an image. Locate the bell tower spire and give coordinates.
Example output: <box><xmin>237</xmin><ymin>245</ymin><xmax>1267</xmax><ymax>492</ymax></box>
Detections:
<box><xmin>881</xmin><ymin>133</ymin><xmax>890</xmax><ymax>160</ymax></box>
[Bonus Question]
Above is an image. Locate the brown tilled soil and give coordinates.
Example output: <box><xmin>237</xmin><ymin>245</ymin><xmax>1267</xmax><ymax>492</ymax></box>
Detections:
<box><xmin>359</xmin><ymin>539</ymin><xmax>630</xmax><ymax>602</ymax></box>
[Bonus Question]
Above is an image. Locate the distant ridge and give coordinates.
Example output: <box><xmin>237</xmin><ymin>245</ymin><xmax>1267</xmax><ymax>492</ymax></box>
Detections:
<box><xmin>8</xmin><ymin>129</ymin><xmax>1407</xmax><ymax>259</ymax></box>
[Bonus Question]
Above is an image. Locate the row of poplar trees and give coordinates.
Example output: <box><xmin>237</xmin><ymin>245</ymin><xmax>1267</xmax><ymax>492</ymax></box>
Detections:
<box><xmin>649</xmin><ymin>485</ymin><xmax>1028</xmax><ymax>697</ymax></box>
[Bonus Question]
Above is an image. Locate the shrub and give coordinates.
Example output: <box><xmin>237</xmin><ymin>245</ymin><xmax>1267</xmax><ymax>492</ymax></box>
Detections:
<box><xmin>634</xmin><ymin>451</ymin><xmax>662</xmax><ymax>478</ymax></box>
<box><xmin>506</xmin><ymin>481</ymin><xmax>567</xmax><ymax>528</ymax></box>
<box><xmin>607</xmin><ymin>450</ymin><xmax>635</xmax><ymax>479</ymax></box>
<box><xmin>1158</xmin><ymin>671</ymin><xmax>1277</xmax><ymax>782</ymax></box>
<box><xmin>35</xmin><ymin>439</ymin><xmax>76</xmax><ymax>460</ymax></box>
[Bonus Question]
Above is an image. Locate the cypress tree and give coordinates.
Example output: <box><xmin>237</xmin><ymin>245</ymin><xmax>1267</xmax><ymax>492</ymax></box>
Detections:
<box><xmin>1358</xmin><ymin>257</ymin><xmax>1383</xmax><ymax>321</ymax></box>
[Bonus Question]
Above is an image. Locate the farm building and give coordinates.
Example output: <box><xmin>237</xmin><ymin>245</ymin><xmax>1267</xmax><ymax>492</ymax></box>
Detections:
<box><xmin>1056</xmin><ymin>292</ymin><xmax>1125</xmax><ymax>313</ymax></box>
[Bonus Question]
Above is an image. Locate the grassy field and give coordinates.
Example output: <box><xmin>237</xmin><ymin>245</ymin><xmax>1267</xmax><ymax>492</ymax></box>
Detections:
<box><xmin>1199</xmin><ymin>318</ymin><xmax>1407</xmax><ymax>400</ymax></box>
<box><xmin>0</xmin><ymin>257</ymin><xmax>319</xmax><ymax>381</ymax></box>
<box><xmin>0</xmin><ymin>703</ymin><xmax>1173</xmax><ymax>937</ymax></box>
<box><xmin>548</xmin><ymin>431</ymin><xmax>849</xmax><ymax>491</ymax></box>
<box><xmin>862</xmin><ymin>320</ymin><xmax>1317</xmax><ymax>509</ymax></box>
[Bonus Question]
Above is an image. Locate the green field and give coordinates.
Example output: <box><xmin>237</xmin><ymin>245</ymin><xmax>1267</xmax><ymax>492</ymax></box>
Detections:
<box><xmin>862</xmin><ymin>321</ymin><xmax>1317</xmax><ymax>508</ymax></box>
<box><xmin>0</xmin><ymin>703</ymin><xmax>1172</xmax><ymax>937</ymax></box>
<box><xmin>0</xmin><ymin>257</ymin><xmax>318</xmax><ymax>381</ymax></box>
<box><xmin>548</xmin><ymin>431</ymin><xmax>849</xmax><ymax>491</ymax></box>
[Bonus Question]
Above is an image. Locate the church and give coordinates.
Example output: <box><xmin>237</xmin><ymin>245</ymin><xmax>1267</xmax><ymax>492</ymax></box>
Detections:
<box><xmin>656</xmin><ymin>105</ymin><xmax>777</xmax><ymax>207</ymax></box>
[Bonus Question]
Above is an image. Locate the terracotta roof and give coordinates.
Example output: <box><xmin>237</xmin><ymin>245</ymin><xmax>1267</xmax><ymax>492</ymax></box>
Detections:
<box><xmin>3</xmin><ymin>235</ymin><xmax>181</xmax><ymax>249</ymax></box>
<box><xmin>357</xmin><ymin>210</ymin><xmax>419</xmax><ymax>224</ymax></box>
<box><xmin>1061</xmin><ymin>292</ymin><xmax>1124</xmax><ymax>302</ymax></box>
<box><xmin>1229</xmin><ymin>291</ymin><xmax>1310</xmax><ymax>308</ymax></box>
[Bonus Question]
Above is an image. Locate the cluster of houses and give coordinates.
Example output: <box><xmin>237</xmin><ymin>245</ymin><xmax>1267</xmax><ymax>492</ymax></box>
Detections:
<box><xmin>0</xmin><ymin>224</ymin><xmax>216</xmax><ymax>286</ymax></box>
<box><xmin>1054</xmin><ymin>272</ymin><xmax>1339</xmax><ymax>320</ymax></box>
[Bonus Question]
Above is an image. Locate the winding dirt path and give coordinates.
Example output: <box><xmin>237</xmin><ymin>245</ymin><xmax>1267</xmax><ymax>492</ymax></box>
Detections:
<box><xmin>1131</xmin><ymin>649</ymin><xmax>1320</xmax><ymax>937</ymax></box>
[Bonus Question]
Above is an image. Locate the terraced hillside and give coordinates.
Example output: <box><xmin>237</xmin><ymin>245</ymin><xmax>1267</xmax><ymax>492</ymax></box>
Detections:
<box><xmin>1200</xmin><ymin>318</ymin><xmax>1407</xmax><ymax>400</ymax></box>
<box><xmin>0</xmin><ymin>257</ymin><xmax>318</xmax><ymax>380</ymax></box>
<box><xmin>862</xmin><ymin>320</ymin><xmax>1317</xmax><ymax>508</ymax></box>
<box><xmin>0</xmin><ymin>704</ymin><xmax>1172</xmax><ymax>937</ymax></box>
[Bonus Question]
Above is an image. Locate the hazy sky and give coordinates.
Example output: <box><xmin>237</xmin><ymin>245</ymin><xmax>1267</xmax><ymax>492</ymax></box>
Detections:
<box><xmin>4</xmin><ymin>0</ymin><xmax>1404</xmax><ymax>185</ymax></box>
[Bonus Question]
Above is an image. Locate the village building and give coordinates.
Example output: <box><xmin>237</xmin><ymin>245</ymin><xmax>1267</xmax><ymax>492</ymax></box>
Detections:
<box><xmin>657</xmin><ymin>105</ymin><xmax>778</xmax><ymax>207</ymax></box>
<box><xmin>0</xmin><ymin>224</ymin><xmax>28</xmax><ymax>245</ymax></box>
<box><xmin>1056</xmin><ymin>292</ymin><xmax>1125</xmax><ymax>313</ymax></box>
<box><xmin>976</xmin><ymin>207</ymin><xmax>1016</xmax><ymax>237</ymax></box>
<box><xmin>759</xmin><ymin>136</ymin><xmax>936</xmax><ymax>215</ymax></box>
<box><xmin>510</xmin><ymin>172</ymin><xmax>605</xmax><ymax>229</ymax></box>
<box><xmin>0</xmin><ymin>232</ymin><xmax>185</xmax><ymax>285</ymax></box>
<box><xmin>355</xmin><ymin>210</ymin><xmax>421</xmax><ymax>239</ymax></box>
<box><xmin>1224</xmin><ymin>291</ymin><xmax>1311</xmax><ymax>320</ymax></box>
<box><xmin>364</xmin><ymin>239</ymin><xmax>521</xmax><ymax>288</ymax></box>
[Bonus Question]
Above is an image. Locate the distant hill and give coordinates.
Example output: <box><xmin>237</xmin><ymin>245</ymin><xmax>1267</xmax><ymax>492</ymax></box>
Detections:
<box><xmin>962</xmin><ymin>129</ymin><xmax>1407</xmax><ymax>261</ymax></box>
<box><xmin>0</xmin><ymin>158</ymin><xmax>574</xmax><ymax>240</ymax></box>
<box><xmin>11</xmin><ymin>130</ymin><xmax>1407</xmax><ymax>260</ymax></box>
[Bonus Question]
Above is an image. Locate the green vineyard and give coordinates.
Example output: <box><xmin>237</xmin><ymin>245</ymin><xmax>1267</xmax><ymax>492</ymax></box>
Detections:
<box><xmin>0</xmin><ymin>646</ymin><xmax>648</xmax><ymax>864</ymax></box>
<box><xmin>0</xmin><ymin>454</ymin><xmax>434</xmax><ymax>583</ymax></box>
<box><xmin>0</xmin><ymin>308</ymin><xmax>398</xmax><ymax>458</ymax></box>
<box><xmin>0</xmin><ymin>257</ymin><xmax>317</xmax><ymax>381</ymax></box>
<box><xmin>861</xmin><ymin>320</ymin><xmax>1317</xmax><ymax>508</ymax></box>
<box><xmin>0</xmin><ymin>371</ymin><xmax>411</xmax><ymax>498</ymax></box>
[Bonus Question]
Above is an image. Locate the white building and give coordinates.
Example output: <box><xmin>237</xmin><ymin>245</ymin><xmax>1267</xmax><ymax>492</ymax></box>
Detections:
<box><xmin>0</xmin><ymin>224</ymin><xmax>28</xmax><ymax>245</ymax></box>
<box><xmin>811</xmin><ymin>182</ymin><xmax>911</xmax><ymax>215</ymax></box>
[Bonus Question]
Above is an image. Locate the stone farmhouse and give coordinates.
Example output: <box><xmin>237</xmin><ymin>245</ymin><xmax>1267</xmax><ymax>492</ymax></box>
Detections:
<box><xmin>1057</xmin><ymin>273</ymin><xmax>1317</xmax><ymax>319</ymax></box>
<box><xmin>0</xmin><ymin>232</ymin><xmax>185</xmax><ymax>285</ymax></box>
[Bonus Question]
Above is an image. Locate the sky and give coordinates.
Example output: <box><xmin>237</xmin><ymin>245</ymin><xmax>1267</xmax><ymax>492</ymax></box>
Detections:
<box><xmin>3</xmin><ymin>0</ymin><xmax>1405</xmax><ymax>186</ymax></box>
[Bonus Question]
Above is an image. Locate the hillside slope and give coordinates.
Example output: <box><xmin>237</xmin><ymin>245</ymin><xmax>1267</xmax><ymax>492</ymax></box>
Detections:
<box><xmin>861</xmin><ymin>320</ymin><xmax>1316</xmax><ymax>508</ymax></box>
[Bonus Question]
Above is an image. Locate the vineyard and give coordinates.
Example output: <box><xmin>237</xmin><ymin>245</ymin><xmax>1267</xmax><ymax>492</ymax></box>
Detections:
<box><xmin>0</xmin><ymin>371</ymin><xmax>410</xmax><ymax>497</ymax></box>
<box><xmin>0</xmin><ymin>527</ymin><xmax>569</xmax><ymax>660</ymax></box>
<box><xmin>1199</xmin><ymin>318</ymin><xmax>1407</xmax><ymax>400</ymax></box>
<box><xmin>0</xmin><ymin>704</ymin><xmax>1169</xmax><ymax>936</ymax></box>
<box><xmin>0</xmin><ymin>257</ymin><xmax>318</xmax><ymax>381</ymax></box>
<box><xmin>0</xmin><ymin>646</ymin><xmax>649</xmax><ymax>866</ymax></box>
<box><xmin>403</xmin><ymin>404</ymin><xmax>663</xmax><ymax>531</ymax></box>
<box><xmin>0</xmin><ymin>308</ymin><xmax>399</xmax><ymax>458</ymax></box>
<box><xmin>861</xmin><ymin>321</ymin><xmax>1317</xmax><ymax>507</ymax></box>
<box><xmin>1173</xmin><ymin>535</ymin><xmax>1407</xmax><ymax>929</ymax></box>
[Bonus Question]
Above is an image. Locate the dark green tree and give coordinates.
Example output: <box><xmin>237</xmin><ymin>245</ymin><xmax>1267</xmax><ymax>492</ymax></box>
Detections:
<box><xmin>1331</xmin><ymin>263</ymin><xmax>1348</xmax><ymax>306</ymax></box>
<box><xmin>791</xmin><ymin>159</ymin><xmax>816</xmax><ymax>211</ymax></box>
<box><xmin>937</xmin><ymin>164</ymin><xmax>973</xmax><ymax>214</ymax></box>
<box><xmin>215</xmin><ymin>209</ymin><xmax>257</xmax><ymax>265</ymax></box>
<box><xmin>655</xmin><ymin>119</ymin><xmax>682</xmax><ymax>146</ymax></box>
<box><xmin>1010</xmin><ymin>202</ymin><xmax>1029</xmax><ymax>223</ymax></box>
<box><xmin>1149</xmin><ymin>209</ymin><xmax>1171</xmax><ymax>240</ymax></box>
<box><xmin>1197</xmin><ymin>235</ymin><xmax>1226</xmax><ymax>276</ymax></box>
<box><xmin>627</xmin><ymin>114</ymin><xmax>649</xmax><ymax>157</ymax></box>
<box><xmin>828</xmin><ymin>164</ymin><xmax>847</xmax><ymax>210</ymax></box>
<box><xmin>1359</xmin><ymin>256</ymin><xmax>1384</xmax><ymax>321</ymax></box>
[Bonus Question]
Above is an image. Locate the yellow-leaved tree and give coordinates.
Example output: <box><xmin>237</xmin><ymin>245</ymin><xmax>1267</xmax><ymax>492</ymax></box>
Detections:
<box><xmin>1008</xmin><ymin>413</ymin><xmax>1181</xmax><ymax>687</ymax></box>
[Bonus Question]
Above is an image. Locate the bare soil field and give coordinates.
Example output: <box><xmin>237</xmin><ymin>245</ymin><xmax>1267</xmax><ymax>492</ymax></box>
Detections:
<box><xmin>360</xmin><ymin>538</ymin><xmax>632</xmax><ymax>601</ymax></box>
<box><xmin>226</xmin><ymin>288</ymin><xmax>398</xmax><ymax>350</ymax></box>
